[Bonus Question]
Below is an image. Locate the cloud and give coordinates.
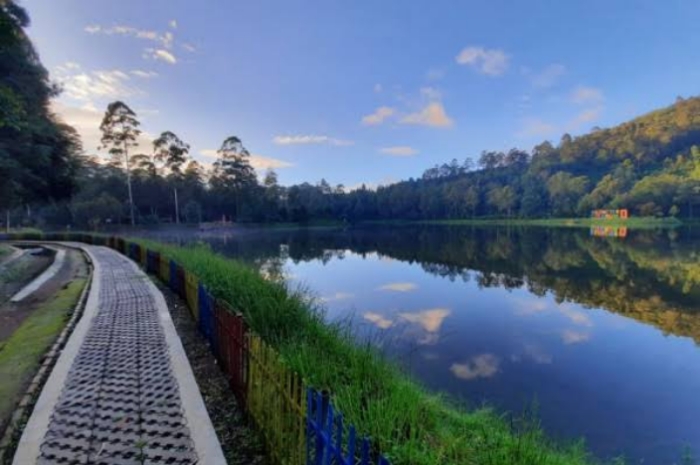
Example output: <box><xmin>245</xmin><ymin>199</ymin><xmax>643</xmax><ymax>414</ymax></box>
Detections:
<box><xmin>363</xmin><ymin>312</ymin><xmax>394</xmax><ymax>329</ymax></box>
<box><xmin>530</xmin><ymin>64</ymin><xmax>566</xmax><ymax>88</ymax></box>
<box><xmin>571</xmin><ymin>86</ymin><xmax>604</xmax><ymax>104</ymax></box>
<box><xmin>55</xmin><ymin>67</ymin><xmax>140</xmax><ymax>102</ymax></box>
<box><xmin>182</xmin><ymin>43</ymin><xmax>197</xmax><ymax>53</ymax></box>
<box><xmin>144</xmin><ymin>48</ymin><xmax>178</xmax><ymax>64</ymax></box>
<box><xmin>517</xmin><ymin>117</ymin><xmax>557</xmax><ymax>138</ymax></box>
<box><xmin>84</xmin><ymin>24</ymin><xmax>174</xmax><ymax>49</ymax></box>
<box><xmin>377</xmin><ymin>282</ymin><xmax>418</xmax><ymax>292</ymax></box>
<box><xmin>400</xmin><ymin>102</ymin><xmax>453</xmax><ymax>128</ymax></box>
<box><xmin>450</xmin><ymin>354</ymin><xmax>500</xmax><ymax>380</ymax></box>
<box><xmin>379</xmin><ymin>146</ymin><xmax>418</xmax><ymax>157</ymax></box>
<box><xmin>455</xmin><ymin>46</ymin><xmax>509</xmax><ymax>76</ymax></box>
<box><xmin>321</xmin><ymin>292</ymin><xmax>354</xmax><ymax>302</ymax></box>
<box><xmin>361</xmin><ymin>106</ymin><xmax>395</xmax><ymax>126</ymax></box>
<box><xmin>562</xmin><ymin>330</ymin><xmax>590</xmax><ymax>344</ymax></box>
<box><xmin>272</xmin><ymin>135</ymin><xmax>353</xmax><ymax>146</ymax></box>
<box><xmin>570</xmin><ymin>107</ymin><xmax>602</xmax><ymax>126</ymax></box>
<box><xmin>420</xmin><ymin>86</ymin><xmax>441</xmax><ymax>100</ymax></box>
<box><xmin>169</xmin><ymin>19</ymin><xmax>178</xmax><ymax>29</ymax></box>
<box><xmin>131</xmin><ymin>70</ymin><xmax>158</xmax><ymax>78</ymax></box>
<box><xmin>51</xmin><ymin>101</ymin><xmax>154</xmax><ymax>155</ymax></box>
<box><xmin>374</xmin><ymin>83</ymin><xmax>382</xmax><ymax>93</ymax></box>
<box><xmin>198</xmin><ymin>149</ymin><xmax>292</xmax><ymax>170</ymax></box>
<box><xmin>398</xmin><ymin>308</ymin><xmax>451</xmax><ymax>333</ymax></box>
<box><xmin>560</xmin><ymin>304</ymin><xmax>593</xmax><ymax>327</ymax></box>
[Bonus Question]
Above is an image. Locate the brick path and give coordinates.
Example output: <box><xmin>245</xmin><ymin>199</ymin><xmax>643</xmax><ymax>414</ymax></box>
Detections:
<box><xmin>14</xmin><ymin>246</ymin><xmax>224</xmax><ymax>465</ymax></box>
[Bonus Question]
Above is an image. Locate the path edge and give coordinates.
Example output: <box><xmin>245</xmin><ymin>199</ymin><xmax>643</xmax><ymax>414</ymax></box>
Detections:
<box><xmin>11</xmin><ymin>244</ymin><xmax>101</xmax><ymax>465</ymax></box>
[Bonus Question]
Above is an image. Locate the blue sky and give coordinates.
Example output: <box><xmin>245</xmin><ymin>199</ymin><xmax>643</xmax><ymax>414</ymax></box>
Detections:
<box><xmin>23</xmin><ymin>0</ymin><xmax>700</xmax><ymax>187</ymax></box>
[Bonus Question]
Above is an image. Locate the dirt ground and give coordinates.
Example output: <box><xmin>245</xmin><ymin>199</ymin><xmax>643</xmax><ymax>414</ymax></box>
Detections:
<box><xmin>0</xmin><ymin>247</ymin><xmax>88</xmax><ymax>343</ymax></box>
<box><xmin>155</xmin><ymin>280</ymin><xmax>269</xmax><ymax>465</ymax></box>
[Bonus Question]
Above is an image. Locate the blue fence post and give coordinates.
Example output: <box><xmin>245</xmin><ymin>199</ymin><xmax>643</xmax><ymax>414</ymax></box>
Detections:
<box><xmin>198</xmin><ymin>283</ymin><xmax>214</xmax><ymax>344</ymax></box>
<box><xmin>169</xmin><ymin>260</ymin><xmax>177</xmax><ymax>291</ymax></box>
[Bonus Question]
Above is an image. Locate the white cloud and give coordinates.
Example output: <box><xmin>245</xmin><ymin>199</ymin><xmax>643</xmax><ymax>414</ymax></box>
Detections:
<box><xmin>517</xmin><ymin>117</ymin><xmax>557</xmax><ymax>138</ymax></box>
<box><xmin>560</xmin><ymin>304</ymin><xmax>593</xmax><ymax>327</ymax></box>
<box><xmin>144</xmin><ymin>48</ymin><xmax>178</xmax><ymax>64</ymax></box>
<box><xmin>571</xmin><ymin>86</ymin><xmax>604</xmax><ymax>104</ymax></box>
<box><xmin>55</xmin><ymin>67</ymin><xmax>139</xmax><ymax>102</ymax></box>
<box><xmin>377</xmin><ymin>282</ymin><xmax>418</xmax><ymax>292</ymax></box>
<box><xmin>379</xmin><ymin>146</ymin><xmax>418</xmax><ymax>157</ymax></box>
<box><xmin>131</xmin><ymin>70</ymin><xmax>158</xmax><ymax>79</ymax></box>
<box><xmin>169</xmin><ymin>19</ymin><xmax>178</xmax><ymax>29</ymax></box>
<box><xmin>363</xmin><ymin>312</ymin><xmax>394</xmax><ymax>329</ymax></box>
<box><xmin>450</xmin><ymin>354</ymin><xmax>500</xmax><ymax>380</ymax></box>
<box><xmin>320</xmin><ymin>292</ymin><xmax>354</xmax><ymax>302</ymax></box>
<box><xmin>361</xmin><ymin>106</ymin><xmax>395</xmax><ymax>126</ymax></box>
<box><xmin>198</xmin><ymin>149</ymin><xmax>292</xmax><ymax>170</ymax></box>
<box><xmin>455</xmin><ymin>46</ymin><xmax>509</xmax><ymax>76</ymax></box>
<box><xmin>85</xmin><ymin>24</ymin><xmax>174</xmax><ymax>49</ymax></box>
<box><xmin>51</xmin><ymin>101</ymin><xmax>154</xmax><ymax>156</ymax></box>
<box><xmin>530</xmin><ymin>64</ymin><xmax>566</xmax><ymax>88</ymax></box>
<box><xmin>400</xmin><ymin>102</ymin><xmax>453</xmax><ymax>128</ymax></box>
<box><xmin>399</xmin><ymin>308</ymin><xmax>451</xmax><ymax>333</ymax></box>
<box><xmin>562</xmin><ymin>330</ymin><xmax>590</xmax><ymax>344</ymax></box>
<box><xmin>182</xmin><ymin>43</ymin><xmax>197</xmax><ymax>53</ymax></box>
<box><xmin>272</xmin><ymin>135</ymin><xmax>353</xmax><ymax>146</ymax></box>
<box><xmin>374</xmin><ymin>83</ymin><xmax>382</xmax><ymax>93</ymax></box>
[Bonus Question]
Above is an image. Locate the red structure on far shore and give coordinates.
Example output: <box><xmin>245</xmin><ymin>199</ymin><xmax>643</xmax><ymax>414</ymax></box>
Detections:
<box><xmin>591</xmin><ymin>209</ymin><xmax>629</xmax><ymax>219</ymax></box>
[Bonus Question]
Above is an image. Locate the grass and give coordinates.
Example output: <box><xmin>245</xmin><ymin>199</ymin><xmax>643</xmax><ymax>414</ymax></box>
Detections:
<box><xmin>0</xmin><ymin>246</ymin><xmax>10</xmax><ymax>261</ymax></box>
<box><xmin>366</xmin><ymin>217</ymin><xmax>682</xmax><ymax>229</ymax></box>
<box><xmin>132</xmin><ymin>238</ymin><xmax>615</xmax><ymax>465</ymax></box>
<box><xmin>0</xmin><ymin>279</ymin><xmax>86</xmax><ymax>425</ymax></box>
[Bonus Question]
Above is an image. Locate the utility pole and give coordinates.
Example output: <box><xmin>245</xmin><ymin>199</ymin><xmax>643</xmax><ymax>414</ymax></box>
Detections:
<box><xmin>5</xmin><ymin>210</ymin><xmax>9</xmax><ymax>233</ymax></box>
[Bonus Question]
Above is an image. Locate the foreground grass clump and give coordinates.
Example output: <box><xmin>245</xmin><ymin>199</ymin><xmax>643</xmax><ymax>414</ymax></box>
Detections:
<box><xmin>133</xmin><ymin>239</ymin><xmax>609</xmax><ymax>465</ymax></box>
<box><xmin>0</xmin><ymin>279</ymin><xmax>86</xmax><ymax>429</ymax></box>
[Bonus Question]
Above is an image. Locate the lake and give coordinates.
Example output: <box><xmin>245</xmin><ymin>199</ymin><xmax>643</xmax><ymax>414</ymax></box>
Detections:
<box><xmin>136</xmin><ymin>225</ymin><xmax>700</xmax><ymax>464</ymax></box>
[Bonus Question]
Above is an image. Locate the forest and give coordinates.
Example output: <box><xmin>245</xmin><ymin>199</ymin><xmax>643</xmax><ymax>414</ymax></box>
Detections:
<box><xmin>3</xmin><ymin>0</ymin><xmax>700</xmax><ymax>228</ymax></box>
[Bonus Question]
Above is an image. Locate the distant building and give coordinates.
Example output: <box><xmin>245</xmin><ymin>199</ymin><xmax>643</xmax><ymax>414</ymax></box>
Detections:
<box><xmin>591</xmin><ymin>209</ymin><xmax>629</xmax><ymax>219</ymax></box>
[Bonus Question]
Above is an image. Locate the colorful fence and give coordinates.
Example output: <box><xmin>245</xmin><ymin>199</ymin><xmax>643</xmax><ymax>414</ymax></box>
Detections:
<box><xmin>0</xmin><ymin>232</ymin><xmax>390</xmax><ymax>465</ymax></box>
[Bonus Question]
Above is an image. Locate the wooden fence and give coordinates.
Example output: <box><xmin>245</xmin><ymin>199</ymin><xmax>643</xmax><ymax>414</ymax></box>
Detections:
<box><xmin>0</xmin><ymin>232</ymin><xmax>391</xmax><ymax>465</ymax></box>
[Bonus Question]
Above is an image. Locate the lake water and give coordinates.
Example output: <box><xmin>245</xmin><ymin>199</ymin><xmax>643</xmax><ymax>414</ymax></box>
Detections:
<box><xmin>137</xmin><ymin>225</ymin><xmax>700</xmax><ymax>464</ymax></box>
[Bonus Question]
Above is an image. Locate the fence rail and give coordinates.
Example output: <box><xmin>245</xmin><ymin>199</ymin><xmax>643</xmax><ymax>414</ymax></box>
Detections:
<box><xmin>0</xmin><ymin>232</ymin><xmax>391</xmax><ymax>465</ymax></box>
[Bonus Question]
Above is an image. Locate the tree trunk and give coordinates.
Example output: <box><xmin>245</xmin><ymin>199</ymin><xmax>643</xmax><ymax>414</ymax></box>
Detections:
<box><xmin>125</xmin><ymin>145</ymin><xmax>135</xmax><ymax>226</ymax></box>
<box><xmin>174</xmin><ymin>187</ymin><xmax>180</xmax><ymax>224</ymax></box>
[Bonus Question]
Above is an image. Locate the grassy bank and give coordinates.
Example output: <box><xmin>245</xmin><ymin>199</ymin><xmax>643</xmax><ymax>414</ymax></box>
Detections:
<box><xmin>366</xmin><ymin>217</ymin><xmax>681</xmax><ymax>229</ymax></box>
<box><xmin>133</xmin><ymin>238</ymin><xmax>611</xmax><ymax>465</ymax></box>
<box><xmin>0</xmin><ymin>279</ymin><xmax>86</xmax><ymax>430</ymax></box>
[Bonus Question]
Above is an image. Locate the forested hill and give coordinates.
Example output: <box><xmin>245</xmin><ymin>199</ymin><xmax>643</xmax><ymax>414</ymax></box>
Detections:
<box><xmin>27</xmin><ymin>94</ymin><xmax>700</xmax><ymax>227</ymax></box>
<box><xmin>368</xmin><ymin>96</ymin><xmax>700</xmax><ymax>221</ymax></box>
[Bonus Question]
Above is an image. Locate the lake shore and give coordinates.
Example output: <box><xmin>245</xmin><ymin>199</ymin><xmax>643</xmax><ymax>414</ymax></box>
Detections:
<box><xmin>127</xmin><ymin>236</ymin><xmax>608</xmax><ymax>465</ymax></box>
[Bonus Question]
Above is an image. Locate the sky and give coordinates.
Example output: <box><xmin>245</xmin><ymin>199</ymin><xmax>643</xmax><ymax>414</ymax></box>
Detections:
<box><xmin>22</xmin><ymin>0</ymin><xmax>700</xmax><ymax>188</ymax></box>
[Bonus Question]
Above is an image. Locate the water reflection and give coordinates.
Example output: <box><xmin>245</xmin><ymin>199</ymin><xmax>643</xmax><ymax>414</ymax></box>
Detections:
<box><xmin>136</xmin><ymin>225</ymin><xmax>700</xmax><ymax>464</ymax></box>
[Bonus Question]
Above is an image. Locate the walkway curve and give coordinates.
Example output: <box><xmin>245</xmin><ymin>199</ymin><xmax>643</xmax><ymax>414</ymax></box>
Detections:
<box><xmin>13</xmin><ymin>244</ymin><xmax>226</xmax><ymax>465</ymax></box>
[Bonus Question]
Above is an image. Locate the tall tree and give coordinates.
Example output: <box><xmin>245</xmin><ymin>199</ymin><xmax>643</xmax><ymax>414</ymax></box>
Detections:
<box><xmin>211</xmin><ymin>136</ymin><xmax>257</xmax><ymax>220</ymax></box>
<box><xmin>0</xmin><ymin>0</ymin><xmax>80</xmax><ymax>229</ymax></box>
<box><xmin>153</xmin><ymin>131</ymin><xmax>190</xmax><ymax>223</ymax></box>
<box><xmin>99</xmin><ymin>101</ymin><xmax>141</xmax><ymax>225</ymax></box>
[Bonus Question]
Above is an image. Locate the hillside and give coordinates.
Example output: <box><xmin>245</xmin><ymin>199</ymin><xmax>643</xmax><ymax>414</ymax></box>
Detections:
<box><xmin>359</xmin><ymin>96</ymin><xmax>700</xmax><ymax>221</ymax></box>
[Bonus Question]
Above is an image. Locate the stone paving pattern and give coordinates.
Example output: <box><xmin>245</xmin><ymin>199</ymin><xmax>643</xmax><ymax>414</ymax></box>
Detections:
<box><xmin>37</xmin><ymin>247</ymin><xmax>197</xmax><ymax>464</ymax></box>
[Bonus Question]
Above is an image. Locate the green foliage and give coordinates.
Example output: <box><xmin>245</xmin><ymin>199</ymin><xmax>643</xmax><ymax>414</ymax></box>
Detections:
<box><xmin>0</xmin><ymin>0</ymin><xmax>81</xmax><ymax>211</ymax></box>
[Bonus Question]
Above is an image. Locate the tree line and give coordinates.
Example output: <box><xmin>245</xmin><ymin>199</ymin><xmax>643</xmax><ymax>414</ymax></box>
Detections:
<box><xmin>4</xmin><ymin>0</ymin><xmax>700</xmax><ymax>228</ymax></box>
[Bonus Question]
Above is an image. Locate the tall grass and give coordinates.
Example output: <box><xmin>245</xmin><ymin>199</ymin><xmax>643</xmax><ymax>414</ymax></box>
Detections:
<box><xmin>134</xmin><ymin>238</ymin><xmax>612</xmax><ymax>465</ymax></box>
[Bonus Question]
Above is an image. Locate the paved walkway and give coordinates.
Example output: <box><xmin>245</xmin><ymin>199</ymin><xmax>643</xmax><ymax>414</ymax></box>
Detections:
<box><xmin>13</xmin><ymin>245</ymin><xmax>225</xmax><ymax>465</ymax></box>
